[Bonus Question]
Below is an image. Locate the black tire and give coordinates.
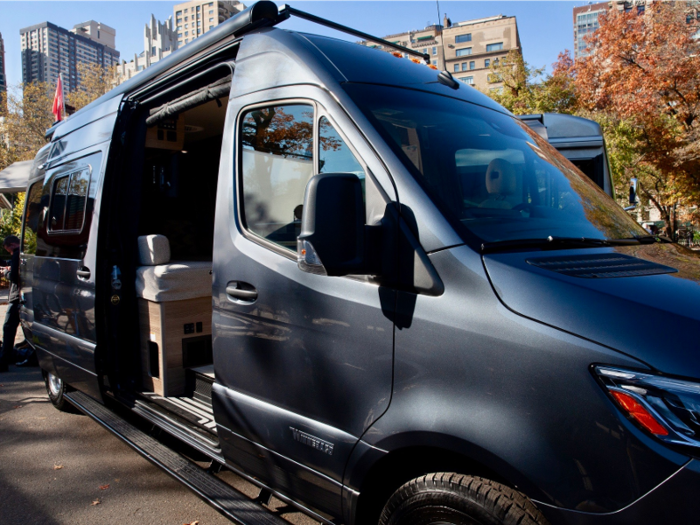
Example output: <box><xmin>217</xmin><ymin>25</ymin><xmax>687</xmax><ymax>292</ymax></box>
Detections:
<box><xmin>379</xmin><ymin>473</ymin><xmax>549</xmax><ymax>525</ymax></box>
<box><xmin>42</xmin><ymin>370</ymin><xmax>78</xmax><ymax>413</ymax></box>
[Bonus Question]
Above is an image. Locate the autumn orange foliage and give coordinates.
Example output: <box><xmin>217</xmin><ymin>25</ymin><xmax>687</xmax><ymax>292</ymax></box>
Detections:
<box><xmin>576</xmin><ymin>2</ymin><xmax>700</xmax><ymax>206</ymax></box>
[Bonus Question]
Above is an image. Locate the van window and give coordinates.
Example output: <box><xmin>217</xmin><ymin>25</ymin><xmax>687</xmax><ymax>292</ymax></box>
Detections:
<box><xmin>344</xmin><ymin>84</ymin><xmax>647</xmax><ymax>245</ymax></box>
<box><xmin>22</xmin><ymin>181</ymin><xmax>43</xmax><ymax>255</ymax></box>
<box><xmin>240</xmin><ymin>104</ymin><xmax>314</xmax><ymax>251</ymax></box>
<box><xmin>318</xmin><ymin>116</ymin><xmax>364</xmax><ymax>177</ymax></box>
<box><xmin>48</xmin><ymin>167</ymin><xmax>90</xmax><ymax>233</ymax></box>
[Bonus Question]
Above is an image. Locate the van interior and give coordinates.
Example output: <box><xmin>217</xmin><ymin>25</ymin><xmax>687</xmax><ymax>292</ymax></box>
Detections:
<box><xmin>113</xmin><ymin>67</ymin><xmax>232</xmax><ymax>439</ymax></box>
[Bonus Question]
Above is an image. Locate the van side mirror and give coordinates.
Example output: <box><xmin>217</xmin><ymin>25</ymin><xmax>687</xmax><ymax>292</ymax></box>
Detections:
<box><xmin>297</xmin><ymin>173</ymin><xmax>375</xmax><ymax>276</ymax></box>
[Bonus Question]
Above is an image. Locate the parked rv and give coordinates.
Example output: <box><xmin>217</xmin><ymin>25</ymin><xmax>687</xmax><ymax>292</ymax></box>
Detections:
<box><xmin>19</xmin><ymin>3</ymin><xmax>700</xmax><ymax>525</ymax></box>
<box><xmin>520</xmin><ymin>113</ymin><xmax>614</xmax><ymax>198</ymax></box>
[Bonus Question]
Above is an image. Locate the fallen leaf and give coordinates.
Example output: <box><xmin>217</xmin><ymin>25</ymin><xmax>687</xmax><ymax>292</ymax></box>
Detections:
<box><xmin>114</xmin><ymin>478</ymin><xmax>120</xmax><ymax>483</ymax></box>
<box><xmin>53</xmin><ymin>464</ymin><xmax>63</xmax><ymax>470</ymax></box>
<box><xmin>183</xmin><ymin>521</ymin><xmax>199</xmax><ymax>525</ymax></box>
<box><xmin>91</xmin><ymin>499</ymin><xmax>101</xmax><ymax>506</ymax></box>
<box><xmin>13</xmin><ymin>405</ymin><xmax>22</xmax><ymax>409</ymax></box>
<box><xmin>99</xmin><ymin>484</ymin><xmax>110</xmax><ymax>490</ymax></box>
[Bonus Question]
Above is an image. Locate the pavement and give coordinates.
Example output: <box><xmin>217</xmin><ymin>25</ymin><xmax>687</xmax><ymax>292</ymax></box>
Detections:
<box><xmin>0</xmin><ymin>296</ymin><xmax>319</xmax><ymax>525</ymax></box>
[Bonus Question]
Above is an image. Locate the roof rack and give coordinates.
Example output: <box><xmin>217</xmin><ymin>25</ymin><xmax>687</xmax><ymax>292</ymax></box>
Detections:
<box><xmin>276</xmin><ymin>4</ymin><xmax>431</xmax><ymax>63</ymax></box>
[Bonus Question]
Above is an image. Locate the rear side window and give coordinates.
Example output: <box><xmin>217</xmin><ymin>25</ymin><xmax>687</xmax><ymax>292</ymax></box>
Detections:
<box><xmin>48</xmin><ymin>167</ymin><xmax>90</xmax><ymax>234</ymax></box>
<box><xmin>22</xmin><ymin>181</ymin><xmax>43</xmax><ymax>255</ymax></box>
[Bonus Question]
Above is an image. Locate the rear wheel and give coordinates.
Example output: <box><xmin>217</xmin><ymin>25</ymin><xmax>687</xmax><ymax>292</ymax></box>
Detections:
<box><xmin>43</xmin><ymin>370</ymin><xmax>78</xmax><ymax>413</ymax></box>
<box><xmin>379</xmin><ymin>473</ymin><xmax>549</xmax><ymax>525</ymax></box>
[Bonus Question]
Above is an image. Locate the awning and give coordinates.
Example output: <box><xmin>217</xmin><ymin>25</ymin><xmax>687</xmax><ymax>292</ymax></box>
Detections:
<box><xmin>0</xmin><ymin>160</ymin><xmax>33</xmax><ymax>193</ymax></box>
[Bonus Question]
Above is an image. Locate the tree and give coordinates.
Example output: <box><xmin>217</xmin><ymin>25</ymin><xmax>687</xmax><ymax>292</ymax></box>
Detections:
<box><xmin>0</xmin><ymin>82</ymin><xmax>54</xmax><ymax>172</ymax></box>
<box><xmin>486</xmin><ymin>50</ymin><xmax>578</xmax><ymax>115</ymax></box>
<box><xmin>68</xmin><ymin>63</ymin><xmax>120</xmax><ymax>112</ymax></box>
<box><xmin>576</xmin><ymin>2</ymin><xmax>700</xmax><ymax>233</ymax></box>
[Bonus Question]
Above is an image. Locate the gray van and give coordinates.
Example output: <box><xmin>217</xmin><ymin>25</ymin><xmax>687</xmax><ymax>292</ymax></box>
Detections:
<box><xmin>19</xmin><ymin>3</ymin><xmax>700</xmax><ymax>525</ymax></box>
<box><xmin>520</xmin><ymin>113</ymin><xmax>614</xmax><ymax>198</ymax></box>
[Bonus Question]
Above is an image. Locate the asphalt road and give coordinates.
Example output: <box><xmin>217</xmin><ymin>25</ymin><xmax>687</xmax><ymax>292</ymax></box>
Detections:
<box><xmin>0</xmin><ymin>367</ymin><xmax>319</xmax><ymax>525</ymax></box>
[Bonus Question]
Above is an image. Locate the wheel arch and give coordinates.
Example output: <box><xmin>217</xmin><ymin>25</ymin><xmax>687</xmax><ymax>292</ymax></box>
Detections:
<box><xmin>345</xmin><ymin>432</ymin><xmax>545</xmax><ymax>525</ymax></box>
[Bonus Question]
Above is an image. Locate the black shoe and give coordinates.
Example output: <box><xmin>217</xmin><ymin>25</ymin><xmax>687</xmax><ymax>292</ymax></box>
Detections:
<box><xmin>16</xmin><ymin>354</ymin><xmax>38</xmax><ymax>368</ymax></box>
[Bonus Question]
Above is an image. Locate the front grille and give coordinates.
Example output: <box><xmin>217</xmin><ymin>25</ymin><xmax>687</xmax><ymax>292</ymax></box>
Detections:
<box><xmin>526</xmin><ymin>253</ymin><xmax>677</xmax><ymax>279</ymax></box>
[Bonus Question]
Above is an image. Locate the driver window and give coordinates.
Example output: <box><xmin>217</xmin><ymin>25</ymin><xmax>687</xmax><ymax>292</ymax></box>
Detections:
<box><xmin>240</xmin><ymin>104</ymin><xmax>314</xmax><ymax>251</ymax></box>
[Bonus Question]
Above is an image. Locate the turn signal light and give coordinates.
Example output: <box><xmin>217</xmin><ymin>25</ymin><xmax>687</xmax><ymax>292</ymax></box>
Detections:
<box><xmin>611</xmin><ymin>390</ymin><xmax>669</xmax><ymax>436</ymax></box>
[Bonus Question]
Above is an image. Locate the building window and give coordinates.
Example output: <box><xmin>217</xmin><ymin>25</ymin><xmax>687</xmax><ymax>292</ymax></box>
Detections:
<box><xmin>459</xmin><ymin>76</ymin><xmax>474</xmax><ymax>85</ymax></box>
<box><xmin>486</xmin><ymin>43</ymin><xmax>504</xmax><ymax>52</ymax></box>
<box><xmin>494</xmin><ymin>58</ymin><xmax>500</xmax><ymax>66</ymax></box>
<box><xmin>461</xmin><ymin>63</ymin><xmax>467</xmax><ymax>71</ymax></box>
<box><xmin>197</xmin><ymin>5</ymin><xmax>200</xmax><ymax>10</ymax></box>
<box><xmin>209</xmin><ymin>18</ymin><xmax>214</xmax><ymax>22</ymax></box>
<box><xmin>432</xmin><ymin>46</ymin><xmax>437</xmax><ymax>55</ymax></box>
<box><xmin>485</xmin><ymin>59</ymin><xmax>490</xmax><ymax>68</ymax></box>
<box><xmin>456</xmin><ymin>48</ymin><xmax>472</xmax><ymax>57</ymax></box>
<box><xmin>455</xmin><ymin>34</ymin><xmax>472</xmax><ymax>43</ymax></box>
<box><xmin>432</xmin><ymin>60</ymin><xmax>437</xmax><ymax>66</ymax></box>
<box><xmin>176</xmin><ymin>10</ymin><xmax>182</xmax><ymax>16</ymax></box>
<box><xmin>469</xmin><ymin>61</ymin><xmax>475</xmax><ymax>70</ymax></box>
<box><xmin>453</xmin><ymin>64</ymin><xmax>459</xmax><ymax>73</ymax></box>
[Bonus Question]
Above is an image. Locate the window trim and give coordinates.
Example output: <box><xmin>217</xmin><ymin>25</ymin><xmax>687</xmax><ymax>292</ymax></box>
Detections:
<box><xmin>46</xmin><ymin>166</ymin><xmax>91</xmax><ymax>236</ymax></box>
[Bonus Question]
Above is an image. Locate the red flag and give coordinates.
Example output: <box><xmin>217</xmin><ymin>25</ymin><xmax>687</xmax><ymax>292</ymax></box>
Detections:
<box><xmin>52</xmin><ymin>75</ymin><xmax>64</xmax><ymax>122</ymax></box>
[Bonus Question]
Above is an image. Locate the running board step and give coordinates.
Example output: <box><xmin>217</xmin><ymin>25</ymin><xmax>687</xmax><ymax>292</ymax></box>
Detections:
<box><xmin>64</xmin><ymin>391</ymin><xmax>290</xmax><ymax>525</ymax></box>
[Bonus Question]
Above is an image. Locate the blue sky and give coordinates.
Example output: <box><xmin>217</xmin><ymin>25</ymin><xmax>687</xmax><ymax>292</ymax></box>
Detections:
<box><xmin>0</xmin><ymin>1</ymin><xmax>588</xmax><ymax>89</ymax></box>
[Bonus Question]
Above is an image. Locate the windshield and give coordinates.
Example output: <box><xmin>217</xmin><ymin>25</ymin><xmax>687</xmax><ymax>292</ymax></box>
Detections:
<box><xmin>344</xmin><ymin>84</ymin><xmax>647</xmax><ymax>245</ymax></box>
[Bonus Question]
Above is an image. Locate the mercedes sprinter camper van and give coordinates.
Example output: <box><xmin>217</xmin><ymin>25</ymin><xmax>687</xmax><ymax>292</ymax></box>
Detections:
<box><xmin>20</xmin><ymin>3</ymin><xmax>700</xmax><ymax>525</ymax></box>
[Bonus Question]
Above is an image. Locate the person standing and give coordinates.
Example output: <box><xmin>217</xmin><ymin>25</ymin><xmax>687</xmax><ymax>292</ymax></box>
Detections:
<box><xmin>0</xmin><ymin>235</ymin><xmax>20</xmax><ymax>372</ymax></box>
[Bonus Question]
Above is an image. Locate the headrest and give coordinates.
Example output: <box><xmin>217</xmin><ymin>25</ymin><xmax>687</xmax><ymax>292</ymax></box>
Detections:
<box><xmin>138</xmin><ymin>235</ymin><xmax>171</xmax><ymax>266</ymax></box>
<box><xmin>485</xmin><ymin>158</ymin><xmax>517</xmax><ymax>196</ymax></box>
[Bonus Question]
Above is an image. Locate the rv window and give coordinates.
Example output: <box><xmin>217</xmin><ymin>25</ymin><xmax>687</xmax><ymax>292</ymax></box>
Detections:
<box><xmin>22</xmin><ymin>181</ymin><xmax>43</xmax><ymax>255</ymax></box>
<box><xmin>240</xmin><ymin>104</ymin><xmax>314</xmax><ymax>251</ymax></box>
<box><xmin>48</xmin><ymin>167</ymin><xmax>90</xmax><ymax>233</ymax></box>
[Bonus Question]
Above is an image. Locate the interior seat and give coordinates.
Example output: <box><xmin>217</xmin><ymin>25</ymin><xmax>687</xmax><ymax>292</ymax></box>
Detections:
<box><xmin>480</xmin><ymin>158</ymin><xmax>519</xmax><ymax>209</ymax></box>
<box><xmin>135</xmin><ymin>234</ymin><xmax>212</xmax><ymax>302</ymax></box>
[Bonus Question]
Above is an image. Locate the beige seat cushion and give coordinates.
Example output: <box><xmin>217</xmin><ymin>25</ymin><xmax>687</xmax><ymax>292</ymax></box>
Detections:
<box><xmin>136</xmin><ymin>261</ymin><xmax>212</xmax><ymax>302</ymax></box>
<box><xmin>138</xmin><ymin>234</ymin><xmax>171</xmax><ymax>266</ymax></box>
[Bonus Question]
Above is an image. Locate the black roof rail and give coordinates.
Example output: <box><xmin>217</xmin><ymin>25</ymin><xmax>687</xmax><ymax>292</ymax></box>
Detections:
<box><xmin>277</xmin><ymin>4</ymin><xmax>431</xmax><ymax>64</ymax></box>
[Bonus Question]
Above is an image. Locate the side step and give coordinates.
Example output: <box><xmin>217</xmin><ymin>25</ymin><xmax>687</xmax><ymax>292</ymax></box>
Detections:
<box><xmin>65</xmin><ymin>391</ymin><xmax>290</xmax><ymax>525</ymax></box>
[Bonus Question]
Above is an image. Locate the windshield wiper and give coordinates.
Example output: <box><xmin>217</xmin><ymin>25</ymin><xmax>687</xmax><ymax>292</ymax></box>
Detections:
<box><xmin>481</xmin><ymin>235</ymin><xmax>648</xmax><ymax>254</ymax></box>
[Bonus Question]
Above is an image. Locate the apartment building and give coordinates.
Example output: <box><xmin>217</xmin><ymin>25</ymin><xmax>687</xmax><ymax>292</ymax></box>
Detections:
<box><xmin>574</xmin><ymin>1</ymin><xmax>613</xmax><ymax>60</ymax></box>
<box><xmin>443</xmin><ymin>15</ymin><xmax>520</xmax><ymax>90</ymax></box>
<box><xmin>0</xmin><ymin>32</ymin><xmax>6</xmax><ymax>97</ymax></box>
<box><xmin>118</xmin><ymin>15</ymin><xmax>178</xmax><ymax>82</ymax></box>
<box><xmin>20</xmin><ymin>21</ymin><xmax>120</xmax><ymax>92</ymax></box>
<box><xmin>173</xmin><ymin>1</ymin><xmax>245</xmax><ymax>47</ymax></box>
<box><xmin>365</xmin><ymin>14</ymin><xmax>521</xmax><ymax>91</ymax></box>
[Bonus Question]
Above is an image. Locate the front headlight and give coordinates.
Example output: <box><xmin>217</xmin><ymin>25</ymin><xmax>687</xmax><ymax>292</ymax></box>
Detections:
<box><xmin>594</xmin><ymin>366</ymin><xmax>700</xmax><ymax>452</ymax></box>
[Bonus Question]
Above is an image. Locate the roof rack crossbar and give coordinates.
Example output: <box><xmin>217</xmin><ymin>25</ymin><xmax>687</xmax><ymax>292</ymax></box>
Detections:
<box><xmin>278</xmin><ymin>4</ymin><xmax>431</xmax><ymax>64</ymax></box>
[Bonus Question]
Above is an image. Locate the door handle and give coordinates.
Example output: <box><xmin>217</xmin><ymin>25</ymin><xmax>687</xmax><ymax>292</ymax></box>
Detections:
<box><xmin>77</xmin><ymin>267</ymin><xmax>91</xmax><ymax>280</ymax></box>
<box><xmin>226</xmin><ymin>282</ymin><xmax>258</xmax><ymax>302</ymax></box>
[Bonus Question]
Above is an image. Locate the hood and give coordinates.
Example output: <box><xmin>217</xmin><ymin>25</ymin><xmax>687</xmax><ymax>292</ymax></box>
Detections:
<box><xmin>482</xmin><ymin>242</ymin><xmax>700</xmax><ymax>379</ymax></box>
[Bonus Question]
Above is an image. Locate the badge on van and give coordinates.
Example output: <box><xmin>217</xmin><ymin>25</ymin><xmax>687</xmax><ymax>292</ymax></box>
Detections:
<box><xmin>290</xmin><ymin>427</ymin><xmax>334</xmax><ymax>456</ymax></box>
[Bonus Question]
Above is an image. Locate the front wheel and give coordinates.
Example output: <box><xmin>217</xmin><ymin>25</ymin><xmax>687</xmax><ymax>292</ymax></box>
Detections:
<box><xmin>43</xmin><ymin>370</ymin><xmax>78</xmax><ymax>413</ymax></box>
<box><xmin>379</xmin><ymin>473</ymin><xmax>549</xmax><ymax>525</ymax></box>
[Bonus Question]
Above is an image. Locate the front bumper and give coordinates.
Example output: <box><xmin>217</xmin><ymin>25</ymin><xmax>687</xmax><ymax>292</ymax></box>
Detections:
<box><xmin>539</xmin><ymin>459</ymin><xmax>700</xmax><ymax>525</ymax></box>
